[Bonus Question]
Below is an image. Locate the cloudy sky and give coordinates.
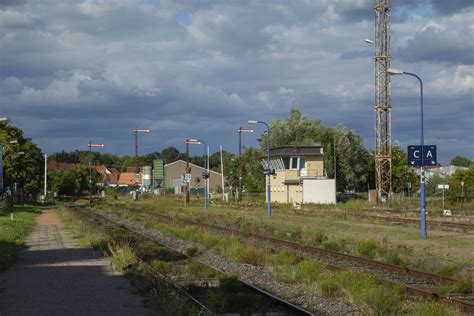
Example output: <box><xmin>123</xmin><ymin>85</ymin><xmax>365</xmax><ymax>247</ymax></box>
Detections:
<box><xmin>1</xmin><ymin>0</ymin><xmax>473</xmax><ymax>163</ymax></box>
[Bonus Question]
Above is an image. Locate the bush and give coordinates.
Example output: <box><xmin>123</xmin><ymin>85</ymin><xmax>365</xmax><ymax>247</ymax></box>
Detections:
<box><xmin>322</xmin><ymin>240</ymin><xmax>345</xmax><ymax>252</ymax></box>
<box><xmin>294</xmin><ymin>260</ymin><xmax>326</xmax><ymax>285</ymax></box>
<box><xmin>356</xmin><ymin>239</ymin><xmax>380</xmax><ymax>259</ymax></box>
<box><xmin>110</xmin><ymin>244</ymin><xmax>137</xmax><ymax>272</ymax></box>
<box><xmin>307</xmin><ymin>230</ymin><xmax>328</xmax><ymax>245</ymax></box>
<box><xmin>436</xmin><ymin>264</ymin><xmax>457</xmax><ymax>277</ymax></box>
<box><xmin>270</xmin><ymin>249</ymin><xmax>298</xmax><ymax>266</ymax></box>
<box><xmin>364</xmin><ymin>285</ymin><xmax>402</xmax><ymax>315</ymax></box>
<box><xmin>411</xmin><ymin>302</ymin><xmax>459</xmax><ymax>316</ymax></box>
<box><xmin>320</xmin><ymin>279</ymin><xmax>340</xmax><ymax>297</ymax></box>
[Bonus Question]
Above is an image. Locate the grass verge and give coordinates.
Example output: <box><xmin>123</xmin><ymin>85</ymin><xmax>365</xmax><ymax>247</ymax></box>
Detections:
<box><xmin>0</xmin><ymin>205</ymin><xmax>40</xmax><ymax>271</ymax></box>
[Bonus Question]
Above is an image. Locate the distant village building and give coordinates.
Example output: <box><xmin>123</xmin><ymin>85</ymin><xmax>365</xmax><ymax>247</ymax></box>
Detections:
<box><xmin>47</xmin><ymin>160</ymin><xmax>75</xmax><ymax>170</ymax></box>
<box><xmin>164</xmin><ymin>160</ymin><xmax>223</xmax><ymax>191</ymax></box>
<box><xmin>420</xmin><ymin>165</ymin><xmax>468</xmax><ymax>180</ymax></box>
<box><xmin>265</xmin><ymin>145</ymin><xmax>336</xmax><ymax>204</ymax></box>
<box><xmin>95</xmin><ymin>165</ymin><xmax>120</xmax><ymax>187</ymax></box>
<box><xmin>117</xmin><ymin>172</ymin><xmax>142</xmax><ymax>187</ymax></box>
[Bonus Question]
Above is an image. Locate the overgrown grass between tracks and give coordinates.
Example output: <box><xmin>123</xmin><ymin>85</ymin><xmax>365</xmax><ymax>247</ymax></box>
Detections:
<box><xmin>105</xmin><ymin>205</ymin><xmax>461</xmax><ymax>315</ymax></box>
<box><xmin>0</xmin><ymin>205</ymin><xmax>40</xmax><ymax>271</ymax></box>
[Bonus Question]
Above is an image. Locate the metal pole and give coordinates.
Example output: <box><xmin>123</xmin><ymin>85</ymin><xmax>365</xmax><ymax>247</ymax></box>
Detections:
<box><xmin>405</xmin><ymin>72</ymin><xmax>426</xmax><ymax>239</ymax></box>
<box><xmin>442</xmin><ymin>185</ymin><xmax>445</xmax><ymax>209</ymax></box>
<box><xmin>185</xmin><ymin>141</ymin><xmax>190</xmax><ymax>205</ymax></box>
<box><xmin>261</xmin><ymin>122</ymin><xmax>271</xmax><ymax>218</ymax></box>
<box><xmin>89</xmin><ymin>141</ymin><xmax>92</xmax><ymax>204</ymax></box>
<box><xmin>238</xmin><ymin>127</ymin><xmax>242</xmax><ymax>202</ymax></box>
<box><xmin>203</xmin><ymin>141</ymin><xmax>207</xmax><ymax>210</ymax></box>
<box><xmin>334</xmin><ymin>136</ymin><xmax>337</xmax><ymax>204</ymax></box>
<box><xmin>44</xmin><ymin>154</ymin><xmax>47</xmax><ymax>203</ymax></box>
<box><xmin>220</xmin><ymin>145</ymin><xmax>225</xmax><ymax>200</ymax></box>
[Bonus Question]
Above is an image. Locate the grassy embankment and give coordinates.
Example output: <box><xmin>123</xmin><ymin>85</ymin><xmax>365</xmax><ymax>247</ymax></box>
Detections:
<box><xmin>96</xmin><ymin>198</ymin><xmax>462</xmax><ymax>315</ymax></box>
<box><xmin>0</xmin><ymin>205</ymin><xmax>40</xmax><ymax>271</ymax></box>
<box><xmin>100</xmin><ymin>196</ymin><xmax>474</xmax><ymax>282</ymax></box>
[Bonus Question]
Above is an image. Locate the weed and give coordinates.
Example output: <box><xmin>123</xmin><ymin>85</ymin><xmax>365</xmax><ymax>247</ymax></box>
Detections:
<box><xmin>384</xmin><ymin>251</ymin><xmax>409</xmax><ymax>270</ymax></box>
<box><xmin>411</xmin><ymin>302</ymin><xmax>459</xmax><ymax>316</ymax></box>
<box><xmin>356</xmin><ymin>238</ymin><xmax>380</xmax><ymax>259</ymax></box>
<box><xmin>294</xmin><ymin>260</ymin><xmax>326</xmax><ymax>284</ymax></box>
<box><xmin>322</xmin><ymin>239</ymin><xmax>344</xmax><ymax>252</ymax></box>
<box><xmin>110</xmin><ymin>244</ymin><xmax>137</xmax><ymax>272</ymax></box>
<box><xmin>185</xmin><ymin>247</ymin><xmax>202</xmax><ymax>257</ymax></box>
<box><xmin>320</xmin><ymin>279</ymin><xmax>341</xmax><ymax>297</ymax></box>
<box><xmin>186</xmin><ymin>261</ymin><xmax>218</xmax><ymax>279</ymax></box>
<box><xmin>436</xmin><ymin>264</ymin><xmax>458</xmax><ymax>277</ymax></box>
<box><xmin>364</xmin><ymin>284</ymin><xmax>402</xmax><ymax>315</ymax></box>
<box><xmin>270</xmin><ymin>249</ymin><xmax>298</xmax><ymax>266</ymax></box>
<box><xmin>306</xmin><ymin>230</ymin><xmax>328</xmax><ymax>246</ymax></box>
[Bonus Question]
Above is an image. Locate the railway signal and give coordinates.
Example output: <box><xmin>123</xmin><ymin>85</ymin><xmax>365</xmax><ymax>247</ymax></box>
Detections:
<box><xmin>185</xmin><ymin>138</ymin><xmax>208</xmax><ymax>210</ymax></box>
<box><xmin>87</xmin><ymin>141</ymin><xmax>105</xmax><ymax>204</ymax></box>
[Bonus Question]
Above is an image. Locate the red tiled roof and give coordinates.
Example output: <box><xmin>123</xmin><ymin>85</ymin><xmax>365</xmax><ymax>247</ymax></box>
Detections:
<box><xmin>118</xmin><ymin>172</ymin><xmax>142</xmax><ymax>185</ymax></box>
<box><xmin>48</xmin><ymin>160</ymin><xmax>75</xmax><ymax>170</ymax></box>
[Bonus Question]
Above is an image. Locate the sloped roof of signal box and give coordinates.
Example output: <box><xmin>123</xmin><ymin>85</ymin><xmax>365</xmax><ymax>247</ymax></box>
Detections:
<box><xmin>268</xmin><ymin>144</ymin><xmax>323</xmax><ymax>157</ymax></box>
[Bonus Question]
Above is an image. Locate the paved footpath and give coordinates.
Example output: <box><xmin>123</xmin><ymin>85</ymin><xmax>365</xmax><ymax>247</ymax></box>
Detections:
<box><xmin>0</xmin><ymin>208</ymin><xmax>151</xmax><ymax>316</ymax></box>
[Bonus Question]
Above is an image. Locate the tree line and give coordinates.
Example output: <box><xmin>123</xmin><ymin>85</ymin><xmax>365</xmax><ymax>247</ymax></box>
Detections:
<box><xmin>2</xmin><ymin>108</ymin><xmax>472</xmax><ymax>199</ymax></box>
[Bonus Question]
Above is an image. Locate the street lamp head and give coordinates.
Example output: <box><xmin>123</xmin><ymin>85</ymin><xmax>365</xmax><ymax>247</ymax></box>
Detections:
<box><xmin>8</xmin><ymin>140</ymin><xmax>18</xmax><ymax>144</ymax></box>
<box><xmin>133</xmin><ymin>128</ymin><xmax>151</xmax><ymax>133</ymax></box>
<box><xmin>18</xmin><ymin>151</ymin><xmax>25</xmax><ymax>155</ymax></box>
<box><xmin>364</xmin><ymin>39</ymin><xmax>374</xmax><ymax>44</ymax></box>
<box><xmin>247</xmin><ymin>120</ymin><xmax>258</xmax><ymax>124</ymax></box>
<box><xmin>387</xmin><ymin>68</ymin><xmax>404</xmax><ymax>75</ymax></box>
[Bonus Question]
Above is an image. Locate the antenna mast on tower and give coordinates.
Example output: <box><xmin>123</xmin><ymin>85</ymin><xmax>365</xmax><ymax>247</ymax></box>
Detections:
<box><xmin>374</xmin><ymin>0</ymin><xmax>392</xmax><ymax>202</ymax></box>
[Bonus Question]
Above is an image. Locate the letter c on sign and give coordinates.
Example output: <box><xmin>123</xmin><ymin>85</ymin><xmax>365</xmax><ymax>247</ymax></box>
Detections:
<box><xmin>414</xmin><ymin>150</ymin><xmax>420</xmax><ymax>158</ymax></box>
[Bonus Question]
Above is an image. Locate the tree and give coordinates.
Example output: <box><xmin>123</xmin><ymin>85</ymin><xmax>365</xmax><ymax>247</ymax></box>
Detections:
<box><xmin>161</xmin><ymin>147</ymin><xmax>182</xmax><ymax>164</ymax></box>
<box><xmin>262</xmin><ymin>107</ymin><xmax>370</xmax><ymax>192</ymax></box>
<box><xmin>0</xmin><ymin>120</ymin><xmax>44</xmax><ymax>200</ymax></box>
<box><xmin>391</xmin><ymin>145</ymin><xmax>419</xmax><ymax>194</ymax></box>
<box><xmin>450</xmin><ymin>156</ymin><xmax>472</xmax><ymax>167</ymax></box>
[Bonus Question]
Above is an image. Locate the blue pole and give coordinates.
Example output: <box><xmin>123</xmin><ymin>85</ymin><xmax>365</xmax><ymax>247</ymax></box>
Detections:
<box><xmin>405</xmin><ymin>72</ymin><xmax>426</xmax><ymax>239</ymax></box>
<box><xmin>202</xmin><ymin>140</ymin><xmax>207</xmax><ymax>211</ymax></box>
<box><xmin>259</xmin><ymin>121</ymin><xmax>271</xmax><ymax>218</ymax></box>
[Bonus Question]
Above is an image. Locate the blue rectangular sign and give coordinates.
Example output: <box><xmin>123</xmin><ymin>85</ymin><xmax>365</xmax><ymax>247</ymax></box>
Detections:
<box><xmin>408</xmin><ymin>145</ymin><xmax>437</xmax><ymax>166</ymax></box>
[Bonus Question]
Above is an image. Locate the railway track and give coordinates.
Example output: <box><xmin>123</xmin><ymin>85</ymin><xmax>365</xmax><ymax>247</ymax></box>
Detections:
<box><xmin>129</xmin><ymin>209</ymin><xmax>474</xmax><ymax>314</ymax></box>
<box><xmin>341</xmin><ymin>211</ymin><xmax>474</xmax><ymax>229</ymax></box>
<box><xmin>75</xmin><ymin>207</ymin><xmax>315</xmax><ymax>315</ymax></box>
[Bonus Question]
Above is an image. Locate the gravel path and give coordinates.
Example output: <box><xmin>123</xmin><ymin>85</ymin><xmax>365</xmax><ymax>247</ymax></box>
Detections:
<box><xmin>0</xmin><ymin>208</ymin><xmax>151</xmax><ymax>316</ymax></box>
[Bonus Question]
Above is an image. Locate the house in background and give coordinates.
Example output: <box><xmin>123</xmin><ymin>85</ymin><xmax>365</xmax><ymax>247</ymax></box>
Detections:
<box><xmin>264</xmin><ymin>145</ymin><xmax>336</xmax><ymax>204</ymax></box>
<box><xmin>47</xmin><ymin>160</ymin><xmax>75</xmax><ymax>170</ymax></box>
<box><xmin>164</xmin><ymin>160</ymin><xmax>223</xmax><ymax>191</ymax></box>
<box><xmin>96</xmin><ymin>165</ymin><xmax>120</xmax><ymax>187</ymax></box>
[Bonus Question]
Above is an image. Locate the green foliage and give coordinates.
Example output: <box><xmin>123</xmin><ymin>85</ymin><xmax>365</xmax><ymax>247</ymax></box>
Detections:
<box><xmin>263</xmin><ymin>108</ymin><xmax>370</xmax><ymax>192</ymax></box>
<box><xmin>109</xmin><ymin>244</ymin><xmax>137</xmax><ymax>272</ymax></box>
<box><xmin>364</xmin><ymin>284</ymin><xmax>402</xmax><ymax>315</ymax></box>
<box><xmin>436</xmin><ymin>264</ymin><xmax>458</xmax><ymax>277</ymax></box>
<box><xmin>0</xmin><ymin>121</ymin><xmax>44</xmax><ymax>199</ymax></box>
<box><xmin>356</xmin><ymin>238</ymin><xmax>381</xmax><ymax>259</ymax></box>
<box><xmin>411</xmin><ymin>302</ymin><xmax>459</xmax><ymax>316</ymax></box>
<box><xmin>450</xmin><ymin>155</ymin><xmax>472</xmax><ymax>167</ymax></box>
<box><xmin>186</xmin><ymin>261</ymin><xmax>218</xmax><ymax>279</ymax></box>
<box><xmin>391</xmin><ymin>145</ymin><xmax>419</xmax><ymax>194</ymax></box>
<box><xmin>185</xmin><ymin>247</ymin><xmax>202</xmax><ymax>257</ymax></box>
<box><xmin>0</xmin><ymin>206</ymin><xmax>39</xmax><ymax>271</ymax></box>
<box><xmin>270</xmin><ymin>249</ymin><xmax>298</xmax><ymax>266</ymax></box>
<box><xmin>320</xmin><ymin>279</ymin><xmax>341</xmax><ymax>296</ymax></box>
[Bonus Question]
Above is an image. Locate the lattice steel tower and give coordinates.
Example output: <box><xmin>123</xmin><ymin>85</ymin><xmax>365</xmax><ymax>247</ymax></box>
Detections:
<box><xmin>374</xmin><ymin>0</ymin><xmax>392</xmax><ymax>201</ymax></box>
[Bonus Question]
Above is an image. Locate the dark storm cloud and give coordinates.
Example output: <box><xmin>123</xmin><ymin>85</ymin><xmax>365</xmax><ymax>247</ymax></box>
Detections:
<box><xmin>397</xmin><ymin>23</ymin><xmax>474</xmax><ymax>65</ymax></box>
<box><xmin>431</xmin><ymin>0</ymin><xmax>474</xmax><ymax>14</ymax></box>
<box><xmin>1</xmin><ymin>0</ymin><xmax>472</xmax><ymax>163</ymax></box>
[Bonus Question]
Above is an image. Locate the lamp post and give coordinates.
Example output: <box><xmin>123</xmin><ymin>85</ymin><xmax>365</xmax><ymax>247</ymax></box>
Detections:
<box><xmin>237</xmin><ymin>127</ymin><xmax>255</xmax><ymax>202</ymax></box>
<box><xmin>185</xmin><ymin>138</ymin><xmax>208</xmax><ymax>210</ymax></box>
<box><xmin>388</xmin><ymin>68</ymin><xmax>427</xmax><ymax>239</ymax></box>
<box><xmin>87</xmin><ymin>142</ymin><xmax>105</xmax><ymax>204</ymax></box>
<box><xmin>248</xmin><ymin>120</ymin><xmax>271</xmax><ymax>218</ymax></box>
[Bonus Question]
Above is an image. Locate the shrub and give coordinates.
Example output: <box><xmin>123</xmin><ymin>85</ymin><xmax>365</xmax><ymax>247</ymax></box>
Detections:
<box><xmin>356</xmin><ymin>239</ymin><xmax>380</xmax><ymax>259</ymax></box>
<box><xmin>364</xmin><ymin>285</ymin><xmax>402</xmax><ymax>316</ymax></box>
<box><xmin>436</xmin><ymin>264</ymin><xmax>457</xmax><ymax>277</ymax></box>
<box><xmin>110</xmin><ymin>244</ymin><xmax>137</xmax><ymax>272</ymax></box>
<box><xmin>320</xmin><ymin>279</ymin><xmax>341</xmax><ymax>297</ymax></box>
<box><xmin>307</xmin><ymin>230</ymin><xmax>328</xmax><ymax>245</ymax></box>
<box><xmin>412</xmin><ymin>302</ymin><xmax>459</xmax><ymax>316</ymax></box>
<box><xmin>294</xmin><ymin>260</ymin><xmax>326</xmax><ymax>285</ymax></box>
<box><xmin>185</xmin><ymin>247</ymin><xmax>202</xmax><ymax>257</ymax></box>
<box><xmin>270</xmin><ymin>249</ymin><xmax>298</xmax><ymax>266</ymax></box>
<box><xmin>322</xmin><ymin>240</ymin><xmax>344</xmax><ymax>252</ymax></box>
